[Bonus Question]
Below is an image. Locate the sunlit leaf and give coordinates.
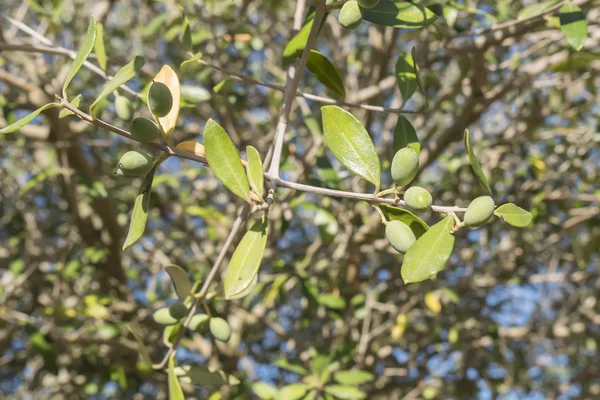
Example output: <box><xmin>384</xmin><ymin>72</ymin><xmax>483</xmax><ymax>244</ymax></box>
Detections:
<box><xmin>395</xmin><ymin>52</ymin><xmax>418</xmax><ymax>104</ymax></box>
<box><xmin>306</xmin><ymin>50</ymin><xmax>346</xmax><ymax>98</ymax></box>
<box><xmin>379</xmin><ymin>205</ymin><xmax>428</xmax><ymax>238</ymax></box>
<box><xmin>318</xmin><ymin>294</ymin><xmax>346</xmax><ymax>310</ymax></box>
<box><xmin>151</xmin><ymin>65</ymin><xmax>181</xmax><ymax>138</ymax></box>
<box><xmin>559</xmin><ymin>2</ymin><xmax>587</xmax><ymax>51</ymax></box>
<box><xmin>180</xmin><ymin>52</ymin><xmax>203</xmax><ymax>72</ymax></box>
<box><xmin>246</xmin><ymin>146</ymin><xmax>265</xmax><ymax>198</ymax></box>
<box><xmin>401</xmin><ymin>216</ymin><xmax>455</xmax><ymax>284</ymax></box>
<box><xmin>90</xmin><ymin>56</ymin><xmax>145</xmax><ymax>118</ymax></box>
<box><xmin>324</xmin><ymin>385</ymin><xmax>366</xmax><ymax>399</ymax></box>
<box><xmin>334</xmin><ymin>370</ymin><xmax>374</xmax><ymax>385</ymax></box>
<box><xmin>1</xmin><ymin>103</ymin><xmax>59</xmax><ymax>135</ymax></box>
<box><xmin>321</xmin><ymin>106</ymin><xmax>380</xmax><ymax>187</ymax></box>
<box><xmin>175</xmin><ymin>365</ymin><xmax>240</xmax><ymax>387</ymax></box>
<box><xmin>518</xmin><ymin>0</ymin><xmax>560</xmax><ymax>20</ymax></box>
<box><xmin>122</xmin><ymin>162</ymin><xmax>158</xmax><ymax>250</ymax></box>
<box><xmin>464</xmin><ymin>129</ymin><xmax>492</xmax><ymax>196</ymax></box>
<box><xmin>363</xmin><ymin>1</ymin><xmax>438</xmax><ymax>28</ymax></box>
<box><xmin>181</xmin><ymin>85</ymin><xmax>211</xmax><ymax>103</ymax></box>
<box><xmin>63</xmin><ymin>17</ymin><xmax>96</xmax><ymax>99</ymax></box>
<box><xmin>94</xmin><ymin>22</ymin><xmax>107</xmax><ymax>71</ymax></box>
<box><xmin>168</xmin><ymin>357</ymin><xmax>185</xmax><ymax>400</ymax></box>
<box><xmin>224</xmin><ymin>217</ymin><xmax>269</xmax><ymax>299</ymax></box>
<box><xmin>253</xmin><ymin>382</ymin><xmax>278</xmax><ymax>400</ymax></box>
<box><xmin>226</xmin><ymin>273</ymin><xmax>259</xmax><ymax>300</ymax></box>
<box><xmin>165</xmin><ymin>265</ymin><xmax>191</xmax><ymax>301</ymax></box>
<box><xmin>175</xmin><ymin>141</ymin><xmax>206</xmax><ymax>158</ymax></box>
<box><xmin>277</xmin><ymin>384</ymin><xmax>308</xmax><ymax>400</ymax></box>
<box><xmin>494</xmin><ymin>203</ymin><xmax>533</xmax><ymax>228</ymax></box>
<box><xmin>393</xmin><ymin>116</ymin><xmax>420</xmax><ymax>154</ymax></box>
<box><xmin>282</xmin><ymin>8</ymin><xmax>328</xmax><ymax>67</ymax></box>
<box><xmin>425</xmin><ymin>292</ymin><xmax>442</xmax><ymax>314</ymax></box>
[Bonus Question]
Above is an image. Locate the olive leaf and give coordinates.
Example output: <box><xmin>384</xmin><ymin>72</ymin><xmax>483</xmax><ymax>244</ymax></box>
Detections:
<box><xmin>223</xmin><ymin>217</ymin><xmax>269</xmax><ymax>299</ymax></box>
<box><xmin>282</xmin><ymin>8</ymin><xmax>328</xmax><ymax>67</ymax></box>
<box><xmin>174</xmin><ymin>365</ymin><xmax>240</xmax><ymax>387</ymax></box>
<box><xmin>494</xmin><ymin>203</ymin><xmax>533</xmax><ymax>227</ymax></box>
<box><xmin>321</xmin><ymin>106</ymin><xmax>380</xmax><ymax>188</ymax></box>
<box><xmin>0</xmin><ymin>103</ymin><xmax>59</xmax><ymax>135</ymax></box>
<box><xmin>306</xmin><ymin>50</ymin><xmax>346</xmax><ymax>98</ymax></box>
<box><xmin>165</xmin><ymin>265</ymin><xmax>191</xmax><ymax>301</ymax></box>
<box><xmin>253</xmin><ymin>382</ymin><xmax>278</xmax><ymax>400</ymax></box>
<box><xmin>324</xmin><ymin>385</ymin><xmax>366</xmax><ymax>400</ymax></box>
<box><xmin>395</xmin><ymin>51</ymin><xmax>418</xmax><ymax>105</ymax></box>
<box><xmin>180</xmin><ymin>52</ymin><xmax>203</xmax><ymax>72</ymax></box>
<box><xmin>379</xmin><ymin>205</ymin><xmax>429</xmax><ymax>238</ymax></box>
<box><xmin>94</xmin><ymin>22</ymin><xmax>107</xmax><ymax>71</ymax></box>
<box><xmin>278</xmin><ymin>384</ymin><xmax>309</xmax><ymax>400</ymax></box>
<box><xmin>246</xmin><ymin>146</ymin><xmax>265</xmax><ymax>198</ymax></box>
<box><xmin>151</xmin><ymin>65</ymin><xmax>181</xmax><ymax>138</ymax></box>
<box><xmin>559</xmin><ymin>2</ymin><xmax>587</xmax><ymax>51</ymax></box>
<box><xmin>90</xmin><ymin>56</ymin><xmax>145</xmax><ymax>118</ymax></box>
<box><xmin>334</xmin><ymin>370</ymin><xmax>374</xmax><ymax>385</ymax></box>
<box><xmin>401</xmin><ymin>216</ymin><xmax>455</xmax><ymax>284</ymax></box>
<box><xmin>204</xmin><ymin>119</ymin><xmax>251</xmax><ymax>203</ymax></box>
<box><xmin>125</xmin><ymin>323</ymin><xmax>153</xmax><ymax>365</ymax></box>
<box><xmin>63</xmin><ymin>17</ymin><xmax>96</xmax><ymax>99</ymax></box>
<box><xmin>58</xmin><ymin>94</ymin><xmax>82</xmax><ymax>119</ymax></box>
<box><xmin>363</xmin><ymin>1</ymin><xmax>438</xmax><ymax>28</ymax></box>
<box><xmin>518</xmin><ymin>0</ymin><xmax>560</xmax><ymax>20</ymax></box>
<box><xmin>393</xmin><ymin>116</ymin><xmax>420</xmax><ymax>154</ymax></box>
<box><xmin>168</xmin><ymin>357</ymin><xmax>185</xmax><ymax>400</ymax></box>
<box><xmin>464</xmin><ymin>129</ymin><xmax>493</xmax><ymax>196</ymax></box>
<box><xmin>227</xmin><ymin>273</ymin><xmax>259</xmax><ymax>300</ymax></box>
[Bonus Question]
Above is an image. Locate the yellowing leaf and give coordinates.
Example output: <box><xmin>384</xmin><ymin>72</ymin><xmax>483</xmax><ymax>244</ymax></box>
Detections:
<box><xmin>176</xmin><ymin>141</ymin><xmax>206</xmax><ymax>158</ymax></box>
<box><xmin>151</xmin><ymin>65</ymin><xmax>181</xmax><ymax>138</ymax></box>
<box><xmin>425</xmin><ymin>292</ymin><xmax>442</xmax><ymax>314</ymax></box>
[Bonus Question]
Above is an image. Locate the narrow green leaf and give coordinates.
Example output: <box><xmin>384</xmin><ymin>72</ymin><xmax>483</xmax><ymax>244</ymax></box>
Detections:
<box><xmin>63</xmin><ymin>17</ymin><xmax>96</xmax><ymax>99</ymax></box>
<box><xmin>213</xmin><ymin>78</ymin><xmax>236</xmax><ymax>94</ymax></box>
<box><xmin>168</xmin><ymin>357</ymin><xmax>185</xmax><ymax>400</ymax></box>
<box><xmin>165</xmin><ymin>265</ymin><xmax>191</xmax><ymax>301</ymax></box>
<box><xmin>90</xmin><ymin>56</ymin><xmax>145</xmax><ymax>118</ymax></box>
<box><xmin>334</xmin><ymin>371</ymin><xmax>374</xmax><ymax>385</ymax></box>
<box><xmin>282</xmin><ymin>9</ymin><xmax>328</xmax><ymax>67</ymax></box>
<box><xmin>175</xmin><ymin>365</ymin><xmax>240</xmax><ymax>387</ymax></box>
<box><xmin>180</xmin><ymin>52</ymin><xmax>203</xmax><ymax>72</ymax></box>
<box><xmin>321</xmin><ymin>106</ymin><xmax>380</xmax><ymax>187</ymax></box>
<box><xmin>306</xmin><ymin>50</ymin><xmax>346</xmax><ymax>98</ymax></box>
<box><xmin>401</xmin><ymin>216</ymin><xmax>455</xmax><ymax>284</ymax></box>
<box><xmin>559</xmin><ymin>2</ymin><xmax>587</xmax><ymax>51</ymax></box>
<box><xmin>379</xmin><ymin>205</ymin><xmax>429</xmax><ymax>239</ymax></box>
<box><xmin>246</xmin><ymin>146</ymin><xmax>265</xmax><ymax>197</ymax></box>
<box><xmin>163</xmin><ymin>323</ymin><xmax>182</xmax><ymax>346</ymax></box>
<box><xmin>277</xmin><ymin>384</ymin><xmax>308</xmax><ymax>400</ymax></box>
<box><xmin>182</xmin><ymin>16</ymin><xmax>192</xmax><ymax>52</ymax></box>
<box><xmin>363</xmin><ymin>1</ymin><xmax>438</xmax><ymax>28</ymax></box>
<box><xmin>204</xmin><ymin>119</ymin><xmax>251</xmax><ymax>202</ymax></box>
<box><xmin>393</xmin><ymin>116</ymin><xmax>420</xmax><ymax>154</ymax></box>
<box><xmin>324</xmin><ymin>385</ymin><xmax>366</xmax><ymax>399</ymax></box>
<box><xmin>395</xmin><ymin>52</ymin><xmax>418</xmax><ymax>104</ymax></box>
<box><xmin>125</xmin><ymin>323</ymin><xmax>153</xmax><ymax>365</ymax></box>
<box><xmin>94</xmin><ymin>22</ymin><xmax>107</xmax><ymax>71</ymax></box>
<box><xmin>518</xmin><ymin>0</ymin><xmax>560</xmax><ymax>20</ymax></box>
<box><xmin>464</xmin><ymin>129</ymin><xmax>492</xmax><ymax>196</ymax></box>
<box><xmin>275</xmin><ymin>359</ymin><xmax>309</xmax><ymax>376</ymax></box>
<box><xmin>0</xmin><ymin>103</ymin><xmax>59</xmax><ymax>135</ymax></box>
<box><xmin>224</xmin><ymin>217</ymin><xmax>269</xmax><ymax>299</ymax></box>
<box><xmin>494</xmin><ymin>203</ymin><xmax>532</xmax><ymax>228</ymax></box>
<box><xmin>58</xmin><ymin>95</ymin><xmax>81</xmax><ymax>119</ymax></box>
<box><xmin>122</xmin><ymin>162</ymin><xmax>158</xmax><ymax>250</ymax></box>
<box><xmin>319</xmin><ymin>294</ymin><xmax>346</xmax><ymax>310</ymax></box>
<box><xmin>253</xmin><ymin>382</ymin><xmax>278</xmax><ymax>400</ymax></box>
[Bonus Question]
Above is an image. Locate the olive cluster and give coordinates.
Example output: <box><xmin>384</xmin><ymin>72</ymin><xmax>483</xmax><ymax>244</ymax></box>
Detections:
<box><xmin>153</xmin><ymin>301</ymin><xmax>232</xmax><ymax>342</ymax></box>
<box><xmin>338</xmin><ymin>0</ymin><xmax>379</xmax><ymax>30</ymax></box>
<box><xmin>115</xmin><ymin>82</ymin><xmax>174</xmax><ymax>178</ymax></box>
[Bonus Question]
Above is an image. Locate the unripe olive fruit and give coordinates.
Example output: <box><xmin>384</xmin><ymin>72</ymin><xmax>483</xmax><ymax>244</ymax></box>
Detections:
<box><xmin>115</xmin><ymin>95</ymin><xmax>134</xmax><ymax>121</ymax></box>
<box><xmin>385</xmin><ymin>220</ymin><xmax>417</xmax><ymax>254</ymax></box>
<box><xmin>391</xmin><ymin>147</ymin><xmax>419</xmax><ymax>187</ymax></box>
<box><xmin>148</xmin><ymin>82</ymin><xmax>173</xmax><ymax>118</ymax></box>
<box><xmin>189</xmin><ymin>314</ymin><xmax>210</xmax><ymax>333</ymax></box>
<box><xmin>153</xmin><ymin>307</ymin><xmax>179</xmax><ymax>325</ymax></box>
<box><xmin>209</xmin><ymin>317</ymin><xmax>231</xmax><ymax>342</ymax></box>
<box><xmin>115</xmin><ymin>151</ymin><xmax>153</xmax><ymax>178</ymax></box>
<box><xmin>404</xmin><ymin>186</ymin><xmax>432</xmax><ymax>213</ymax></box>
<box><xmin>130</xmin><ymin>117</ymin><xmax>160</xmax><ymax>143</ymax></box>
<box><xmin>168</xmin><ymin>301</ymin><xmax>188</xmax><ymax>320</ymax></box>
<box><xmin>358</xmin><ymin>0</ymin><xmax>379</xmax><ymax>9</ymax></box>
<box><xmin>463</xmin><ymin>195</ymin><xmax>495</xmax><ymax>227</ymax></box>
<box><xmin>339</xmin><ymin>1</ymin><xmax>363</xmax><ymax>30</ymax></box>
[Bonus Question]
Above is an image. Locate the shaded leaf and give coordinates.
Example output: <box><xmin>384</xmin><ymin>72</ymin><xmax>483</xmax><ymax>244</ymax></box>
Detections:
<box><xmin>559</xmin><ymin>2</ymin><xmax>587</xmax><ymax>51</ymax></box>
<box><xmin>307</xmin><ymin>50</ymin><xmax>346</xmax><ymax>98</ymax></box>
<box><xmin>319</xmin><ymin>294</ymin><xmax>346</xmax><ymax>310</ymax></box>
<box><xmin>277</xmin><ymin>384</ymin><xmax>308</xmax><ymax>400</ymax></box>
<box><xmin>395</xmin><ymin>52</ymin><xmax>418</xmax><ymax>104</ymax></box>
<box><xmin>165</xmin><ymin>265</ymin><xmax>191</xmax><ymax>300</ymax></box>
<box><xmin>494</xmin><ymin>203</ymin><xmax>532</xmax><ymax>228</ymax></box>
<box><xmin>401</xmin><ymin>216</ymin><xmax>455</xmax><ymax>284</ymax></box>
<box><xmin>246</xmin><ymin>146</ymin><xmax>265</xmax><ymax>198</ymax></box>
<box><xmin>58</xmin><ymin>94</ymin><xmax>82</xmax><ymax>118</ymax></box>
<box><xmin>94</xmin><ymin>22</ymin><xmax>107</xmax><ymax>71</ymax></box>
<box><xmin>253</xmin><ymin>382</ymin><xmax>278</xmax><ymax>400</ymax></box>
<box><xmin>0</xmin><ymin>103</ymin><xmax>59</xmax><ymax>135</ymax></box>
<box><xmin>125</xmin><ymin>323</ymin><xmax>153</xmax><ymax>365</ymax></box>
<box><xmin>393</xmin><ymin>116</ymin><xmax>420</xmax><ymax>154</ymax></box>
<box><xmin>334</xmin><ymin>370</ymin><xmax>374</xmax><ymax>385</ymax></box>
<box><xmin>175</xmin><ymin>365</ymin><xmax>240</xmax><ymax>387</ymax></box>
<box><xmin>213</xmin><ymin>78</ymin><xmax>236</xmax><ymax>94</ymax></box>
<box><xmin>204</xmin><ymin>119</ymin><xmax>251</xmax><ymax>202</ymax></box>
<box><xmin>180</xmin><ymin>52</ymin><xmax>203</xmax><ymax>72</ymax></box>
<box><xmin>181</xmin><ymin>15</ymin><xmax>192</xmax><ymax>52</ymax></box>
<box><xmin>151</xmin><ymin>65</ymin><xmax>181</xmax><ymax>138</ymax></box>
<box><xmin>122</xmin><ymin>162</ymin><xmax>158</xmax><ymax>250</ymax></box>
<box><xmin>90</xmin><ymin>56</ymin><xmax>145</xmax><ymax>117</ymax></box>
<box><xmin>63</xmin><ymin>17</ymin><xmax>96</xmax><ymax>99</ymax></box>
<box><xmin>363</xmin><ymin>1</ymin><xmax>438</xmax><ymax>28</ymax></box>
<box><xmin>321</xmin><ymin>106</ymin><xmax>380</xmax><ymax>187</ymax></box>
<box><xmin>282</xmin><ymin>9</ymin><xmax>328</xmax><ymax>67</ymax></box>
<box><xmin>464</xmin><ymin>129</ymin><xmax>492</xmax><ymax>196</ymax></box>
<box><xmin>324</xmin><ymin>385</ymin><xmax>366</xmax><ymax>399</ymax></box>
<box><xmin>168</xmin><ymin>357</ymin><xmax>185</xmax><ymax>400</ymax></box>
<box><xmin>379</xmin><ymin>205</ymin><xmax>429</xmax><ymax>239</ymax></box>
<box><xmin>224</xmin><ymin>217</ymin><xmax>269</xmax><ymax>299</ymax></box>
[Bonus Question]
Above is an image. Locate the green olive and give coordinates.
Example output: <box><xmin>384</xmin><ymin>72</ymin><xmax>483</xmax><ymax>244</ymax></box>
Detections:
<box><xmin>115</xmin><ymin>151</ymin><xmax>153</xmax><ymax>178</ymax></box>
<box><xmin>189</xmin><ymin>314</ymin><xmax>210</xmax><ymax>333</ymax></box>
<box><xmin>148</xmin><ymin>82</ymin><xmax>173</xmax><ymax>118</ymax></box>
<box><xmin>209</xmin><ymin>317</ymin><xmax>232</xmax><ymax>342</ymax></box>
<box><xmin>385</xmin><ymin>220</ymin><xmax>417</xmax><ymax>254</ymax></box>
<box><xmin>463</xmin><ymin>195</ymin><xmax>495</xmax><ymax>227</ymax></box>
<box><xmin>391</xmin><ymin>147</ymin><xmax>419</xmax><ymax>187</ymax></box>
<box><xmin>168</xmin><ymin>301</ymin><xmax>188</xmax><ymax>320</ymax></box>
<box><xmin>358</xmin><ymin>0</ymin><xmax>379</xmax><ymax>9</ymax></box>
<box><xmin>115</xmin><ymin>95</ymin><xmax>134</xmax><ymax>121</ymax></box>
<box><xmin>339</xmin><ymin>0</ymin><xmax>363</xmax><ymax>30</ymax></box>
<box><xmin>153</xmin><ymin>307</ymin><xmax>179</xmax><ymax>325</ymax></box>
<box><xmin>404</xmin><ymin>186</ymin><xmax>432</xmax><ymax>213</ymax></box>
<box><xmin>130</xmin><ymin>117</ymin><xmax>160</xmax><ymax>143</ymax></box>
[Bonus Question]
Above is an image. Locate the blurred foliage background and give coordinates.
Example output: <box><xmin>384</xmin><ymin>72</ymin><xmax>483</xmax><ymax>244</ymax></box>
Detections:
<box><xmin>0</xmin><ymin>0</ymin><xmax>599</xmax><ymax>398</ymax></box>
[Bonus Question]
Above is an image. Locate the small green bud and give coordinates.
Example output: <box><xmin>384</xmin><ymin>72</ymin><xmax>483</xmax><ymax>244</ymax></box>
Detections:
<box><xmin>153</xmin><ymin>307</ymin><xmax>179</xmax><ymax>325</ymax></box>
<box><xmin>209</xmin><ymin>317</ymin><xmax>231</xmax><ymax>342</ymax></box>
<box><xmin>358</xmin><ymin>0</ymin><xmax>379</xmax><ymax>9</ymax></box>
<box><xmin>189</xmin><ymin>314</ymin><xmax>210</xmax><ymax>333</ymax></box>
<box><xmin>168</xmin><ymin>301</ymin><xmax>188</xmax><ymax>320</ymax></box>
<box><xmin>404</xmin><ymin>186</ymin><xmax>432</xmax><ymax>213</ymax></box>
<box><xmin>148</xmin><ymin>82</ymin><xmax>173</xmax><ymax>118</ymax></box>
<box><xmin>130</xmin><ymin>117</ymin><xmax>160</xmax><ymax>143</ymax></box>
<box><xmin>391</xmin><ymin>147</ymin><xmax>419</xmax><ymax>187</ymax></box>
<box><xmin>339</xmin><ymin>1</ymin><xmax>363</xmax><ymax>30</ymax></box>
<box><xmin>463</xmin><ymin>196</ymin><xmax>495</xmax><ymax>227</ymax></box>
<box><xmin>115</xmin><ymin>95</ymin><xmax>134</xmax><ymax>121</ymax></box>
<box><xmin>115</xmin><ymin>151</ymin><xmax>153</xmax><ymax>178</ymax></box>
<box><xmin>385</xmin><ymin>220</ymin><xmax>416</xmax><ymax>254</ymax></box>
